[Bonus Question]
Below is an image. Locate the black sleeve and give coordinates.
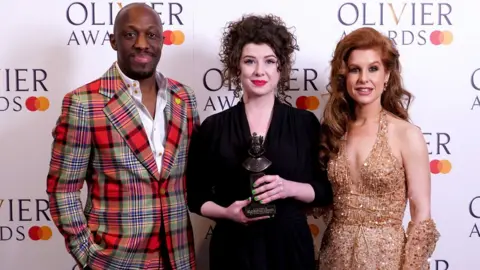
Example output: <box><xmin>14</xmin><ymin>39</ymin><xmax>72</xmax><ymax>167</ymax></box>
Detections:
<box><xmin>185</xmin><ymin>117</ymin><xmax>215</xmax><ymax>215</ymax></box>
<box><xmin>306</xmin><ymin>112</ymin><xmax>334</xmax><ymax>207</ymax></box>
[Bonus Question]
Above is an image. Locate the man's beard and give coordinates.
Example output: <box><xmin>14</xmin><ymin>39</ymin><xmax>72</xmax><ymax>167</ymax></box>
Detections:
<box><xmin>125</xmin><ymin>67</ymin><xmax>155</xmax><ymax>81</ymax></box>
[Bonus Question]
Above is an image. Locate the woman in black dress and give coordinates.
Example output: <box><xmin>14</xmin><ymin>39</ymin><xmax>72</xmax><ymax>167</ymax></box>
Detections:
<box><xmin>186</xmin><ymin>14</ymin><xmax>333</xmax><ymax>270</ymax></box>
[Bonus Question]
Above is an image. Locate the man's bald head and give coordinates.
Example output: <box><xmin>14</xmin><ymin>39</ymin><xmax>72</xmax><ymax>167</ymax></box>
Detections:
<box><xmin>109</xmin><ymin>2</ymin><xmax>164</xmax><ymax>81</ymax></box>
<box><xmin>113</xmin><ymin>3</ymin><xmax>163</xmax><ymax>36</ymax></box>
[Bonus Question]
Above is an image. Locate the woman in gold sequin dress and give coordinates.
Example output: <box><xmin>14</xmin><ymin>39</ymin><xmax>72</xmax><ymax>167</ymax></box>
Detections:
<box><xmin>315</xmin><ymin>27</ymin><xmax>440</xmax><ymax>270</ymax></box>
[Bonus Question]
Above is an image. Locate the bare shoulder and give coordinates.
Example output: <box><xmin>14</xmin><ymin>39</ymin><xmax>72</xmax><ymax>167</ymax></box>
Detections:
<box><xmin>385</xmin><ymin>114</ymin><xmax>425</xmax><ymax>149</ymax></box>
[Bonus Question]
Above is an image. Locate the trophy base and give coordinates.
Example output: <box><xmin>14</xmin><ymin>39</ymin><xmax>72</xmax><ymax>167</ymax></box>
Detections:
<box><xmin>243</xmin><ymin>172</ymin><xmax>276</xmax><ymax>218</ymax></box>
<box><xmin>243</xmin><ymin>203</ymin><xmax>276</xmax><ymax>218</ymax></box>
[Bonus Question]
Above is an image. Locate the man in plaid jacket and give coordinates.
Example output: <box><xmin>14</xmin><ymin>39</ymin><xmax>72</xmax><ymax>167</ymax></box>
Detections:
<box><xmin>46</xmin><ymin>3</ymin><xmax>198</xmax><ymax>269</ymax></box>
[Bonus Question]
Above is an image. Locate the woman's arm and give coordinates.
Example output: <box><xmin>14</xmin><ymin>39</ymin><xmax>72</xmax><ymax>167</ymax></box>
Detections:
<box><xmin>185</xmin><ymin>118</ymin><xmax>218</xmax><ymax>216</ymax></box>
<box><xmin>400</xmin><ymin>125</ymin><xmax>440</xmax><ymax>270</ymax></box>
<box><xmin>186</xmin><ymin>118</ymin><xmax>269</xmax><ymax>224</ymax></box>
<box><xmin>252</xmin><ymin>112</ymin><xmax>333</xmax><ymax>206</ymax></box>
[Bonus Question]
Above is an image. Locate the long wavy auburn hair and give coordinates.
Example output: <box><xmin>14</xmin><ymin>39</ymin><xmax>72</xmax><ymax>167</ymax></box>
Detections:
<box><xmin>319</xmin><ymin>27</ymin><xmax>413</xmax><ymax>168</ymax></box>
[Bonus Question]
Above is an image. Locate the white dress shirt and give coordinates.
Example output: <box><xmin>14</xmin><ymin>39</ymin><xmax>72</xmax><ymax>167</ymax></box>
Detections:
<box><xmin>116</xmin><ymin>62</ymin><xmax>167</xmax><ymax>173</ymax></box>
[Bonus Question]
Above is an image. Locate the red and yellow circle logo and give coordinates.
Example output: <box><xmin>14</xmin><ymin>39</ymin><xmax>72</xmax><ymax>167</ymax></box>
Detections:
<box><xmin>28</xmin><ymin>226</ymin><xmax>52</xmax><ymax>241</ymax></box>
<box><xmin>25</xmin><ymin>96</ymin><xmax>49</xmax><ymax>112</ymax></box>
<box><xmin>309</xmin><ymin>223</ymin><xmax>320</xmax><ymax>237</ymax></box>
<box><xmin>296</xmin><ymin>96</ymin><xmax>320</xmax><ymax>111</ymax></box>
<box><xmin>430</xmin><ymin>31</ymin><xmax>453</xmax><ymax>46</ymax></box>
<box><xmin>430</xmin><ymin>159</ymin><xmax>452</xmax><ymax>174</ymax></box>
<box><xmin>163</xmin><ymin>30</ymin><xmax>185</xmax><ymax>45</ymax></box>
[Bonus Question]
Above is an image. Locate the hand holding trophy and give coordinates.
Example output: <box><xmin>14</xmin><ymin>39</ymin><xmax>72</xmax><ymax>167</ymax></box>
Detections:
<box><xmin>242</xmin><ymin>132</ymin><xmax>276</xmax><ymax>218</ymax></box>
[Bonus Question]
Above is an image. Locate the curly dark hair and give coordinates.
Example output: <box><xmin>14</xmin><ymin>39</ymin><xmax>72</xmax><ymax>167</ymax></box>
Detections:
<box><xmin>218</xmin><ymin>14</ymin><xmax>299</xmax><ymax>102</ymax></box>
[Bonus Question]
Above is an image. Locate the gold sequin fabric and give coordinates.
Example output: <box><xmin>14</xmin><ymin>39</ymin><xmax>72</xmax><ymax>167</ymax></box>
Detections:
<box><xmin>402</xmin><ymin>219</ymin><xmax>440</xmax><ymax>270</ymax></box>
<box><xmin>318</xmin><ymin>111</ymin><xmax>408</xmax><ymax>270</ymax></box>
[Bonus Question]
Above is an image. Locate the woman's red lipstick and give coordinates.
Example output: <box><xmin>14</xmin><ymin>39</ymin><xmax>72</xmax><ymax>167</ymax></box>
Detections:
<box><xmin>251</xmin><ymin>80</ymin><xmax>267</xmax><ymax>86</ymax></box>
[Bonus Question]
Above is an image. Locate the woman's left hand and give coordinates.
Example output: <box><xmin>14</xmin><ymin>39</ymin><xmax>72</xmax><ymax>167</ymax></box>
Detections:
<box><xmin>252</xmin><ymin>175</ymin><xmax>292</xmax><ymax>204</ymax></box>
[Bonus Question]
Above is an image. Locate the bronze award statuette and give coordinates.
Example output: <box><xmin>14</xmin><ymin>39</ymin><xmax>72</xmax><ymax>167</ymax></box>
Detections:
<box><xmin>242</xmin><ymin>132</ymin><xmax>276</xmax><ymax>218</ymax></box>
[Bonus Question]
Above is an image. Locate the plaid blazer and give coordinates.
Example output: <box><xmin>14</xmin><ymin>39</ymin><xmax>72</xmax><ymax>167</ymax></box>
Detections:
<box><xmin>46</xmin><ymin>63</ymin><xmax>199</xmax><ymax>270</ymax></box>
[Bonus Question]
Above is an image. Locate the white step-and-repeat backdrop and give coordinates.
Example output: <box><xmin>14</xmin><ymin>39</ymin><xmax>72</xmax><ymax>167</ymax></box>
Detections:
<box><xmin>1</xmin><ymin>0</ymin><xmax>479</xmax><ymax>269</ymax></box>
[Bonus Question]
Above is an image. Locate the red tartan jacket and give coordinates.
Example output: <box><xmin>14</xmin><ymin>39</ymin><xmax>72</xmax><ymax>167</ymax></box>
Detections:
<box><xmin>46</xmin><ymin>62</ymin><xmax>199</xmax><ymax>270</ymax></box>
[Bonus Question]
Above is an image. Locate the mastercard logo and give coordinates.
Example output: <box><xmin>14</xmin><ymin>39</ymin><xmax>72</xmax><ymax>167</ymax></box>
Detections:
<box><xmin>309</xmin><ymin>223</ymin><xmax>320</xmax><ymax>237</ymax></box>
<box><xmin>296</xmin><ymin>96</ymin><xmax>320</xmax><ymax>111</ymax></box>
<box><xmin>25</xmin><ymin>96</ymin><xmax>49</xmax><ymax>112</ymax></box>
<box><xmin>430</xmin><ymin>31</ymin><xmax>453</xmax><ymax>46</ymax></box>
<box><xmin>28</xmin><ymin>225</ymin><xmax>52</xmax><ymax>241</ymax></box>
<box><xmin>163</xmin><ymin>30</ymin><xmax>185</xmax><ymax>46</ymax></box>
<box><xmin>430</xmin><ymin>159</ymin><xmax>452</xmax><ymax>174</ymax></box>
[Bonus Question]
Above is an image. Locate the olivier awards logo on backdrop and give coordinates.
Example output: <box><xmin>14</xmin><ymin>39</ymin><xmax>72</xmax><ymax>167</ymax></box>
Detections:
<box><xmin>201</xmin><ymin>66</ymin><xmax>321</xmax><ymax>112</ymax></box>
<box><xmin>423</xmin><ymin>131</ymin><xmax>452</xmax><ymax>175</ymax></box>
<box><xmin>0</xmin><ymin>199</ymin><xmax>53</xmax><ymax>242</ymax></box>
<box><xmin>470</xmin><ymin>68</ymin><xmax>479</xmax><ymax>110</ymax></box>
<box><xmin>284</xmin><ymin>67</ymin><xmax>321</xmax><ymax>112</ymax></box>
<box><xmin>201</xmin><ymin>67</ymin><xmax>239</xmax><ymax>112</ymax></box>
<box><xmin>0</xmin><ymin>68</ymin><xmax>50</xmax><ymax>112</ymax></box>
<box><xmin>65</xmin><ymin>1</ymin><xmax>186</xmax><ymax>46</ymax></box>
<box><xmin>469</xmin><ymin>196</ymin><xmax>479</xmax><ymax>238</ymax></box>
<box><xmin>434</xmin><ymin>259</ymin><xmax>450</xmax><ymax>270</ymax></box>
<box><xmin>337</xmin><ymin>2</ymin><xmax>454</xmax><ymax>46</ymax></box>
<box><xmin>204</xmin><ymin>224</ymin><xmax>214</xmax><ymax>239</ymax></box>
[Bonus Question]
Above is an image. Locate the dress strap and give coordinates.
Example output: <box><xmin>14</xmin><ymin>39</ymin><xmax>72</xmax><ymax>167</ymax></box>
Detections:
<box><xmin>378</xmin><ymin>110</ymin><xmax>388</xmax><ymax>136</ymax></box>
